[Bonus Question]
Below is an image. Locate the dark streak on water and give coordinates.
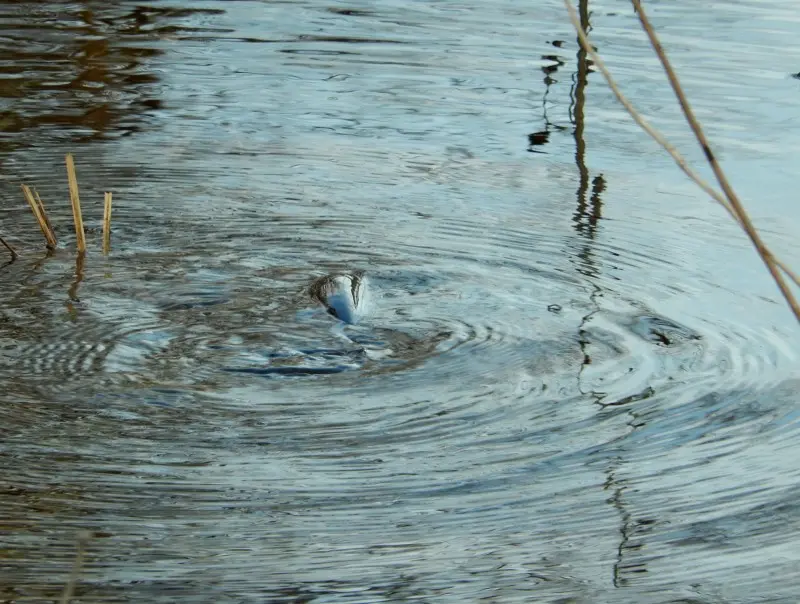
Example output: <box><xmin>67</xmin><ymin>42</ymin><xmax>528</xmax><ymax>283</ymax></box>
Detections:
<box><xmin>1</xmin><ymin>1</ymin><xmax>799</xmax><ymax>603</ymax></box>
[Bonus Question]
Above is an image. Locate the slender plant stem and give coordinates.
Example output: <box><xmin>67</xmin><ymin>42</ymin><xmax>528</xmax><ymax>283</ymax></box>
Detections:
<box><xmin>630</xmin><ymin>0</ymin><xmax>799</xmax><ymax>322</ymax></box>
<box><xmin>33</xmin><ymin>189</ymin><xmax>58</xmax><ymax>249</ymax></box>
<box><xmin>562</xmin><ymin>1</ymin><xmax>735</xmax><ymax>217</ymax></box>
<box><xmin>775</xmin><ymin>259</ymin><xmax>799</xmax><ymax>289</ymax></box>
<box><xmin>562</xmin><ymin>0</ymin><xmax>800</xmax><ymax>321</ymax></box>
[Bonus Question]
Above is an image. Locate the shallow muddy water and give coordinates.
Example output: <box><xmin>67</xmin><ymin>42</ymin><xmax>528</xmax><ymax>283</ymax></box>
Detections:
<box><xmin>1</xmin><ymin>1</ymin><xmax>799</xmax><ymax>602</ymax></box>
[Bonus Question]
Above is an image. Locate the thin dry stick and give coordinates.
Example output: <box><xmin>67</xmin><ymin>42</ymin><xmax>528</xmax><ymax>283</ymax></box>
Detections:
<box><xmin>59</xmin><ymin>531</ymin><xmax>91</xmax><ymax>604</ymax></box>
<box><xmin>562</xmin><ymin>0</ymin><xmax>800</xmax><ymax>317</ymax></box>
<box><xmin>630</xmin><ymin>0</ymin><xmax>800</xmax><ymax>322</ymax></box>
<box><xmin>0</xmin><ymin>234</ymin><xmax>17</xmax><ymax>260</ymax></box>
<box><xmin>21</xmin><ymin>184</ymin><xmax>58</xmax><ymax>249</ymax></box>
<box><xmin>65</xmin><ymin>153</ymin><xmax>86</xmax><ymax>254</ymax></box>
<box><xmin>102</xmin><ymin>191</ymin><xmax>113</xmax><ymax>255</ymax></box>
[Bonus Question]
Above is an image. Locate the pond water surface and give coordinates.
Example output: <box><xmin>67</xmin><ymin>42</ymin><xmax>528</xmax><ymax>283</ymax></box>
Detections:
<box><xmin>1</xmin><ymin>1</ymin><xmax>799</xmax><ymax>602</ymax></box>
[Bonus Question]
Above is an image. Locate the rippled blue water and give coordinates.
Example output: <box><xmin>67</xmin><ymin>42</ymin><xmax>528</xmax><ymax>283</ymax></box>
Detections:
<box><xmin>0</xmin><ymin>1</ymin><xmax>799</xmax><ymax>602</ymax></box>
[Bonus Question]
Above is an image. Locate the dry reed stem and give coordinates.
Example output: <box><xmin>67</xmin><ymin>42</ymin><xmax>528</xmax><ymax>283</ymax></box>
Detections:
<box><xmin>59</xmin><ymin>530</ymin><xmax>91</xmax><ymax>604</ymax></box>
<box><xmin>563</xmin><ymin>0</ymin><xmax>800</xmax><ymax>321</ymax></box>
<box><xmin>34</xmin><ymin>189</ymin><xmax>58</xmax><ymax>248</ymax></box>
<box><xmin>776</xmin><ymin>260</ymin><xmax>800</xmax><ymax>289</ymax></box>
<box><xmin>0</xmin><ymin>234</ymin><xmax>17</xmax><ymax>259</ymax></box>
<box><xmin>630</xmin><ymin>0</ymin><xmax>799</xmax><ymax>321</ymax></box>
<box><xmin>65</xmin><ymin>154</ymin><xmax>86</xmax><ymax>254</ymax></box>
<box><xmin>21</xmin><ymin>184</ymin><xmax>58</xmax><ymax>249</ymax></box>
<box><xmin>102</xmin><ymin>191</ymin><xmax>113</xmax><ymax>255</ymax></box>
<box><xmin>561</xmin><ymin>1</ymin><xmax>735</xmax><ymax>218</ymax></box>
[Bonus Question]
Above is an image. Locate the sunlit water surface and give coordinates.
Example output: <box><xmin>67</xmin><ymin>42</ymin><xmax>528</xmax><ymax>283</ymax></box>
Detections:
<box><xmin>1</xmin><ymin>1</ymin><xmax>799</xmax><ymax>602</ymax></box>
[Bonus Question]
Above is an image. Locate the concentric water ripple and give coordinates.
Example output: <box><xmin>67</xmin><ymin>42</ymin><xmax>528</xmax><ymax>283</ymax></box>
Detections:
<box><xmin>2</xmin><ymin>197</ymin><xmax>797</xmax><ymax>602</ymax></box>
<box><xmin>2</xmin><ymin>0</ymin><xmax>800</xmax><ymax>602</ymax></box>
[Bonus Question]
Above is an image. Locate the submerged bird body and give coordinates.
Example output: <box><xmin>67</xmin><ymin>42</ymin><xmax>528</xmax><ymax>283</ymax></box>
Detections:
<box><xmin>309</xmin><ymin>271</ymin><xmax>370</xmax><ymax>325</ymax></box>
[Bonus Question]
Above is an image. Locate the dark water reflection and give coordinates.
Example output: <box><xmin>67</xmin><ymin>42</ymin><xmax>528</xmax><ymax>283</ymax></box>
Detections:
<box><xmin>0</xmin><ymin>3</ymin><xmax>185</xmax><ymax>145</ymax></box>
<box><xmin>1</xmin><ymin>0</ymin><xmax>799</xmax><ymax>602</ymax></box>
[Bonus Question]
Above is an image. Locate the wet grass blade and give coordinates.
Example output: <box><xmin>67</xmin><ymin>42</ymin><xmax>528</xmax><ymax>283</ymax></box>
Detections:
<box><xmin>630</xmin><ymin>0</ymin><xmax>800</xmax><ymax>322</ymax></box>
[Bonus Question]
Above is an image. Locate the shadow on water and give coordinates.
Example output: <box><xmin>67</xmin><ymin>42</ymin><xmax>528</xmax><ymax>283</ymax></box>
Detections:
<box><xmin>1</xmin><ymin>0</ymin><xmax>800</xmax><ymax>602</ymax></box>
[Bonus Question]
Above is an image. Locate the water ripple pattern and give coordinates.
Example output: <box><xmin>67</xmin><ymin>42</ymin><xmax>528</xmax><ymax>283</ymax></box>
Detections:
<box><xmin>0</xmin><ymin>0</ymin><xmax>799</xmax><ymax>603</ymax></box>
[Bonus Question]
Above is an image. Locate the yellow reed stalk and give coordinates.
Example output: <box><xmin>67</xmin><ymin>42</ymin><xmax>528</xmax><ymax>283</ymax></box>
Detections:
<box><xmin>34</xmin><ymin>189</ymin><xmax>57</xmax><ymax>247</ymax></box>
<box><xmin>65</xmin><ymin>153</ymin><xmax>86</xmax><ymax>254</ymax></box>
<box><xmin>21</xmin><ymin>184</ymin><xmax>57</xmax><ymax>249</ymax></box>
<box><xmin>102</xmin><ymin>191</ymin><xmax>113</xmax><ymax>255</ymax></box>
